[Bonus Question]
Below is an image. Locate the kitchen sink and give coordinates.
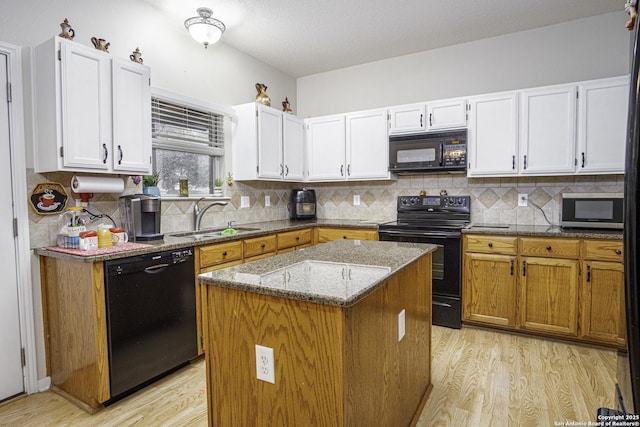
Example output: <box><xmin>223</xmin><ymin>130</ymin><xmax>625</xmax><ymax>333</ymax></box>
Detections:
<box><xmin>169</xmin><ymin>227</ymin><xmax>260</xmax><ymax>239</ymax></box>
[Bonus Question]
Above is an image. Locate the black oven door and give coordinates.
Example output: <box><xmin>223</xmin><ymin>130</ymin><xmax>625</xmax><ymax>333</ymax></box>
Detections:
<box><xmin>378</xmin><ymin>229</ymin><xmax>462</xmax><ymax>328</ymax></box>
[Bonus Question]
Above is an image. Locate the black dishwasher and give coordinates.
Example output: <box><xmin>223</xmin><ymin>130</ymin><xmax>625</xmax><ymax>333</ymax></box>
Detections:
<box><xmin>104</xmin><ymin>247</ymin><xmax>197</xmax><ymax>402</ymax></box>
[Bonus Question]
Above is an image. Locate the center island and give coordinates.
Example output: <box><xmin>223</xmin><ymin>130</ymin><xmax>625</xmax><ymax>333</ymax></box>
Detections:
<box><xmin>198</xmin><ymin>239</ymin><xmax>435</xmax><ymax>426</ymax></box>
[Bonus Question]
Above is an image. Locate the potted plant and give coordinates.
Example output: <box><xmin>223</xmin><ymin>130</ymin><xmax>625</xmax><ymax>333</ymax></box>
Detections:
<box><xmin>142</xmin><ymin>171</ymin><xmax>161</xmax><ymax>197</ymax></box>
<box><xmin>213</xmin><ymin>177</ymin><xmax>224</xmax><ymax>197</ymax></box>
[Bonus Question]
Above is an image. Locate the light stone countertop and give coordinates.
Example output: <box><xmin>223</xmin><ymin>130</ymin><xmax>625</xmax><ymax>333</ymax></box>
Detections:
<box><xmin>198</xmin><ymin>239</ymin><xmax>436</xmax><ymax>307</ymax></box>
<box><xmin>33</xmin><ymin>218</ymin><xmax>380</xmax><ymax>263</ymax></box>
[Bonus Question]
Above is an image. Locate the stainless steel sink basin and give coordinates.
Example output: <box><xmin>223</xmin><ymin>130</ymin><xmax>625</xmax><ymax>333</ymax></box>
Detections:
<box><xmin>170</xmin><ymin>227</ymin><xmax>260</xmax><ymax>239</ymax></box>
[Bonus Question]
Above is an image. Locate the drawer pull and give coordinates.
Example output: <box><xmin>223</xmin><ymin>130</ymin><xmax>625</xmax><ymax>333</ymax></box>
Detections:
<box><xmin>261</xmin><ymin>243</ymin><xmax>266</xmax><ymax>249</ymax></box>
<box><xmin>488</xmin><ymin>242</ymin><xmax>493</xmax><ymax>248</ymax></box>
<box><xmin>222</xmin><ymin>251</ymin><xmax>227</xmax><ymax>256</ymax></box>
<box><xmin>343</xmin><ymin>235</ymin><xmax>347</xmax><ymax>239</ymax></box>
<box><xmin>296</xmin><ymin>236</ymin><xmax>300</xmax><ymax>241</ymax></box>
<box><xmin>546</xmin><ymin>245</ymin><xmax>552</xmax><ymax>251</ymax></box>
<box><xmin>615</xmin><ymin>249</ymin><xmax>622</xmax><ymax>255</ymax></box>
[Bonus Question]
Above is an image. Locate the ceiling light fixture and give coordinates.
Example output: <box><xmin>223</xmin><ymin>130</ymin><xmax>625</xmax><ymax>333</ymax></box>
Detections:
<box><xmin>184</xmin><ymin>7</ymin><xmax>226</xmax><ymax>49</ymax></box>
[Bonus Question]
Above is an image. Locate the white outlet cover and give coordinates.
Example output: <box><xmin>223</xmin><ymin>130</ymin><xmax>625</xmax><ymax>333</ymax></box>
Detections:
<box><xmin>265</xmin><ymin>195</ymin><xmax>271</xmax><ymax>207</ymax></box>
<box><xmin>353</xmin><ymin>194</ymin><xmax>360</xmax><ymax>206</ymax></box>
<box><xmin>255</xmin><ymin>344</ymin><xmax>275</xmax><ymax>384</ymax></box>
<box><xmin>518</xmin><ymin>193</ymin><xmax>528</xmax><ymax>207</ymax></box>
<box><xmin>398</xmin><ymin>309</ymin><xmax>406</xmax><ymax>341</ymax></box>
<box><xmin>241</xmin><ymin>196</ymin><xmax>250</xmax><ymax>208</ymax></box>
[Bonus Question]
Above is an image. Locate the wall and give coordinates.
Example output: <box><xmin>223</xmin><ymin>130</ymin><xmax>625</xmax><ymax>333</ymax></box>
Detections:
<box><xmin>296</xmin><ymin>12</ymin><xmax>629</xmax><ymax>117</ymax></box>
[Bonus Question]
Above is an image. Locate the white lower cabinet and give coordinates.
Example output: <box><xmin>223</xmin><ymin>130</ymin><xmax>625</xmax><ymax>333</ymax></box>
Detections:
<box><xmin>34</xmin><ymin>36</ymin><xmax>151</xmax><ymax>174</ymax></box>
<box><xmin>577</xmin><ymin>76</ymin><xmax>629</xmax><ymax>174</ymax></box>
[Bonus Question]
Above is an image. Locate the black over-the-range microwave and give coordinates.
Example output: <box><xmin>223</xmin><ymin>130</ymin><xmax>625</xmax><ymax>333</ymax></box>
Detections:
<box><xmin>388</xmin><ymin>129</ymin><xmax>467</xmax><ymax>174</ymax></box>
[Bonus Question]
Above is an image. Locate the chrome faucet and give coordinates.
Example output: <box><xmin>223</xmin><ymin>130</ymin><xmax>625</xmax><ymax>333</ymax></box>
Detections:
<box><xmin>194</xmin><ymin>198</ymin><xmax>228</xmax><ymax>231</ymax></box>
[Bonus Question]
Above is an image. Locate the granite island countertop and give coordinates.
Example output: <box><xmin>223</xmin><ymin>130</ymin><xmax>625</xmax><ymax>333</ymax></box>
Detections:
<box><xmin>198</xmin><ymin>239</ymin><xmax>436</xmax><ymax>307</ymax></box>
<box><xmin>463</xmin><ymin>224</ymin><xmax>623</xmax><ymax>240</ymax></box>
<box><xmin>33</xmin><ymin>218</ymin><xmax>382</xmax><ymax>262</ymax></box>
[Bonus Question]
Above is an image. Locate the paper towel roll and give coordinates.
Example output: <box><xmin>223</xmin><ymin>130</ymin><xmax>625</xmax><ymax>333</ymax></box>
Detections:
<box><xmin>71</xmin><ymin>176</ymin><xmax>125</xmax><ymax>193</ymax></box>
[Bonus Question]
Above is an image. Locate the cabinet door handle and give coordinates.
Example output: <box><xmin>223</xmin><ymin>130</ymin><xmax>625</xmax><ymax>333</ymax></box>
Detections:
<box><xmin>102</xmin><ymin>143</ymin><xmax>108</xmax><ymax>164</ymax></box>
<box><xmin>523</xmin><ymin>155</ymin><xmax>527</xmax><ymax>170</ymax></box>
<box><xmin>615</xmin><ymin>249</ymin><xmax>622</xmax><ymax>255</ymax></box>
<box><xmin>280</xmin><ymin>164</ymin><xmax>283</xmax><ymax>176</ymax></box>
<box><xmin>512</xmin><ymin>155</ymin><xmax>515</xmax><ymax>170</ymax></box>
<box><xmin>546</xmin><ymin>245</ymin><xmax>552</xmax><ymax>251</ymax></box>
<box><xmin>285</xmin><ymin>165</ymin><xmax>289</xmax><ymax>176</ymax></box>
<box><xmin>340</xmin><ymin>165</ymin><xmax>344</xmax><ymax>176</ymax></box>
<box><xmin>429</xmin><ymin>113</ymin><xmax>432</xmax><ymax>127</ymax></box>
<box><xmin>488</xmin><ymin>242</ymin><xmax>493</xmax><ymax>248</ymax></box>
<box><xmin>117</xmin><ymin>145</ymin><xmax>123</xmax><ymax>165</ymax></box>
<box><xmin>581</xmin><ymin>152</ymin><xmax>585</xmax><ymax>168</ymax></box>
<box><xmin>420</xmin><ymin>114</ymin><xmax>423</xmax><ymax>127</ymax></box>
<box><xmin>347</xmin><ymin>164</ymin><xmax>351</xmax><ymax>176</ymax></box>
<box><xmin>510</xmin><ymin>260</ymin><xmax>514</xmax><ymax>276</ymax></box>
<box><xmin>522</xmin><ymin>260</ymin><xmax>527</xmax><ymax>276</ymax></box>
<box><xmin>586</xmin><ymin>265</ymin><xmax>591</xmax><ymax>282</ymax></box>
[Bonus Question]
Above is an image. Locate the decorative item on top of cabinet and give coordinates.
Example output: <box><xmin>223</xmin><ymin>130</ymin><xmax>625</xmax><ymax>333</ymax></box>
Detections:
<box><xmin>255</xmin><ymin>83</ymin><xmax>271</xmax><ymax>106</ymax></box>
<box><xmin>282</xmin><ymin>97</ymin><xmax>292</xmax><ymax>113</ymax></box>
<box><xmin>129</xmin><ymin>47</ymin><xmax>143</xmax><ymax>64</ymax></box>
<box><xmin>91</xmin><ymin>36</ymin><xmax>110</xmax><ymax>52</ymax></box>
<box><xmin>58</xmin><ymin>18</ymin><xmax>75</xmax><ymax>40</ymax></box>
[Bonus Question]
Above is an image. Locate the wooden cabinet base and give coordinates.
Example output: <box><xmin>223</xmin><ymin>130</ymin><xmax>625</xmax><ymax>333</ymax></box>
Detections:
<box><xmin>202</xmin><ymin>254</ymin><xmax>432</xmax><ymax>426</ymax></box>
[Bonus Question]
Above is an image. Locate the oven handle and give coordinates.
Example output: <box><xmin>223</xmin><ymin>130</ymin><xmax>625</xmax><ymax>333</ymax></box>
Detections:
<box><xmin>432</xmin><ymin>301</ymin><xmax>453</xmax><ymax>308</ymax></box>
<box><xmin>378</xmin><ymin>229</ymin><xmax>461</xmax><ymax>239</ymax></box>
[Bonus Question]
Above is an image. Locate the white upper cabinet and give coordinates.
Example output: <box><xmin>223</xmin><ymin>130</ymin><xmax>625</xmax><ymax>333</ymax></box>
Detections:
<box><xmin>426</xmin><ymin>97</ymin><xmax>467</xmax><ymax>130</ymax></box>
<box><xmin>519</xmin><ymin>83</ymin><xmax>577</xmax><ymax>175</ymax></box>
<box><xmin>345</xmin><ymin>109</ymin><xmax>390</xmax><ymax>180</ymax></box>
<box><xmin>282</xmin><ymin>113</ymin><xmax>305</xmax><ymax>181</ymax></box>
<box><xmin>576</xmin><ymin>76</ymin><xmax>629</xmax><ymax>174</ymax></box>
<box><xmin>232</xmin><ymin>103</ymin><xmax>304</xmax><ymax>182</ymax></box>
<box><xmin>388</xmin><ymin>103</ymin><xmax>426</xmax><ymax>135</ymax></box>
<box><xmin>305</xmin><ymin>114</ymin><xmax>346</xmax><ymax>181</ymax></box>
<box><xmin>306</xmin><ymin>109</ymin><xmax>390</xmax><ymax>182</ymax></box>
<box><xmin>34</xmin><ymin>37</ymin><xmax>151</xmax><ymax>174</ymax></box>
<box><xmin>467</xmin><ymin>92</ymin><xmax>519</xmax><ymax>177</ymax></box>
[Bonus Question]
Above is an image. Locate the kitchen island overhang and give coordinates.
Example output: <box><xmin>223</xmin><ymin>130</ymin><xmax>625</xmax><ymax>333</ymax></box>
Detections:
<box><xmin>199</xmin><ymin>239</ymin><xmax>435</xmax><ymax>426</ymax></box>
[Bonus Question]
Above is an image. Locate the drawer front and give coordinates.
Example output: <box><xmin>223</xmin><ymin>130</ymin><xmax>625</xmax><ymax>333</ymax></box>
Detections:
<box><xmin>520</xmin><ymin>237</ymin><xmax>580</xmax><ymax>259</ymax></box>
<box><xmin>199</xmin><ymin>241</ymin><xmax>243</xmax><ymax>268</ymax></box>
<box><xmin>277</xmin><ymin>228</ymin><xmax>312</xmax><ymax>250</ymax></box>
<box><xmin>244</xmin><ymin>234</ymin><xmax>277</xmax><ymax>258</ymax></box>
<box><xmin>464</xmin><ymin>235</ymin><xmax>517</xmax><ymax>255</ymax></box>
<box><xmin>316</xmin><ymin>228</ymin><xmax>378</xmax><ymax>243</ymax></box>
<box><xmin>583</xmin><ymin>240</ymin><xmax>624</xmax><ymax>262</ymax></box>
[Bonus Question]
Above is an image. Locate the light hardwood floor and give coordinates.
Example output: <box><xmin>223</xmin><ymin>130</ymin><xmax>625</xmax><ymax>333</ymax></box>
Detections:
<box><xmin>0</xmin><ymin>326</ymin><xmax>616</xmax><ymax>426</ymax></box>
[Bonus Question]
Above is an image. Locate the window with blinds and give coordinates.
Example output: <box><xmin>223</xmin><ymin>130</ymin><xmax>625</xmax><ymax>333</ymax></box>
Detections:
<box><xmin>150</xmin><ymin>96</ymin><xmax>225</xmax><ymax>195</ymax></box>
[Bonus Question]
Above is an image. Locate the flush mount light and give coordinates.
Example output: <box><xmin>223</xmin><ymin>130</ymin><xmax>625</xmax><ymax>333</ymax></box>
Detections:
<box><xmin>184</xmin><ymin>7</ymin><xmax>226</xmax><ymax>49</ymax></box>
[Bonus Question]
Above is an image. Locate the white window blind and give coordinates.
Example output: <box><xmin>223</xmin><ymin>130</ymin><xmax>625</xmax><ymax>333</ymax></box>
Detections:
<box><xmin>151</xmin><ymin>97</ymin><xmax>224</xmax><ymax>156</ymax></box>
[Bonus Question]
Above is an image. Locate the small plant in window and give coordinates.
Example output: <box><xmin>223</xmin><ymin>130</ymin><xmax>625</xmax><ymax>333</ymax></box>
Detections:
<box><xmin>213</xmin><ymin>177</ymin><xmax>224</xmax><ymax>197</ymax></box>
<box><xmin>214</xmin><ymin>177</ymin><xmax>223</xmax><ymax>187</ymax></box>
<box><xmin>143</xmin><ymin>171</ymin><xmax>160</xmax><ymax>187</ymax></box>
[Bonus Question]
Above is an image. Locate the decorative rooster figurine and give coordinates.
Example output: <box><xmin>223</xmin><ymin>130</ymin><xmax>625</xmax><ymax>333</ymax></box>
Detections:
<box><xmin>626</xmin><ymin>0</ymin><xmax>637</xmax><ymax>30</ymax></box>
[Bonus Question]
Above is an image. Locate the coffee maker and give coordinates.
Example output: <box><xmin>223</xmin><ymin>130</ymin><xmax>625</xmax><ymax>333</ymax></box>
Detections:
<box><xmin>119</xmin><ymin>194</ymin><xmax>164</xmax><ymax>241</ymax></box>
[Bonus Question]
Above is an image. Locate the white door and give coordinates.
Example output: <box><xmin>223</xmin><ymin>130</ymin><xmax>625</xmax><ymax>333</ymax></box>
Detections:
<box><xmin>282</xmin><ymin>113</ymin><xmax>304</xmax><ymax>181</ymax></box>
<box><xmin>388</xmin><ymin>103</ymin><xmax>426</xmax><ymax>134</ymax></box>
<box><xmin>427</xmin><ymin>97</ymin><xmax>467</xmax><ymax>130</ymax></box>
<box><xmin>257</xmin><ymin>104</ymin><xmax>283</xmax><ymax>179</ymax></box>
<box><xmin>0</xmin><ymin>52</ymin><xmax>24</xmax><ymax>401</ymax></box>
<box><xmin>306</xmin><ymin>115</ymin><xmax>346</xmax><ymax>181</ymax></box>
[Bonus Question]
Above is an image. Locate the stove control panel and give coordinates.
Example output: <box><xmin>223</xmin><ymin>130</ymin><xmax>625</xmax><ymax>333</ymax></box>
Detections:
<box><xmin>397</xmin><ymin>195</ymin><xmax>470</xmax><ymax>212</ymax></box>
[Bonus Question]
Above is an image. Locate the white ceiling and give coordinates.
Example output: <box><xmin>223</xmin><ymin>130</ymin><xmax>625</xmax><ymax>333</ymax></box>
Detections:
<box><xmin>144</xmin><ymin>0</ymin><xmax>622</xmax><ymax>78</ymax></box>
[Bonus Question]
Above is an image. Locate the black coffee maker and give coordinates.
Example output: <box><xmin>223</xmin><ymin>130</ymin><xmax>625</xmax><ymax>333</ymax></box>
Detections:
<box><xmin>119</xmin><ymin>194</ymin><xmax>164</xmax><ymax>241</ymax></box>
<box><xmin>289</xmin><ymin>188</ymin><xmax>316</xmax><ymax>220</ymax></box>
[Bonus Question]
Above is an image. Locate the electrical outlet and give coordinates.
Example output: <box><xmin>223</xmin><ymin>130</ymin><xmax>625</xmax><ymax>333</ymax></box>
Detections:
<box><xmin>518</xmin><ymin>193</ymin><xmax>528</xmax><ymax>207</ymax></box>
<box><xmin>265</xmin><ymin>195</ymin><xmax>271</xmax><ymax>207</ymax></box>
<box><xmin>398</xmin><ymin>309</ymin><xmax>406</xmax><ymax>341</ymax></box>
<box><xmin>255</xmin><ymin>345</ymin><xmax>275</xmax><ymax>384</ymax></box>
<box><xmin>241</xmin><ymin>196</ymin><xmax>250</xmax><ymax>208</ymax></box>
<box><xmin>353</xmin><ymin>195</ymin><xmax>360</xmax><ymax>206</ymax></box>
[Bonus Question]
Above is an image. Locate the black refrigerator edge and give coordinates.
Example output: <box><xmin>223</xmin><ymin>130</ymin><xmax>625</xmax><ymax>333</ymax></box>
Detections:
<box><xmin>615</xmin><ymin>13</ymin><xmax>640</xmax><ymax>416</ymax></box>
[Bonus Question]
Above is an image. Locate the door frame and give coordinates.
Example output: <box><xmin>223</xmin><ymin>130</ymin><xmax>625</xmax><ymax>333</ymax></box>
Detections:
<box><xmin>1</xmin><ymin>41</ymin><xmax>37</xmax><ymax>394</ymax></box>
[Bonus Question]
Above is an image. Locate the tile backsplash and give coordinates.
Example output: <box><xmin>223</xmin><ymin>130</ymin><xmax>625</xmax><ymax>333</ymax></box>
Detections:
<box><xmin>27</xmin><ymin>169</ymin><xmax>623</xmax><ymax>248</ymax></box>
